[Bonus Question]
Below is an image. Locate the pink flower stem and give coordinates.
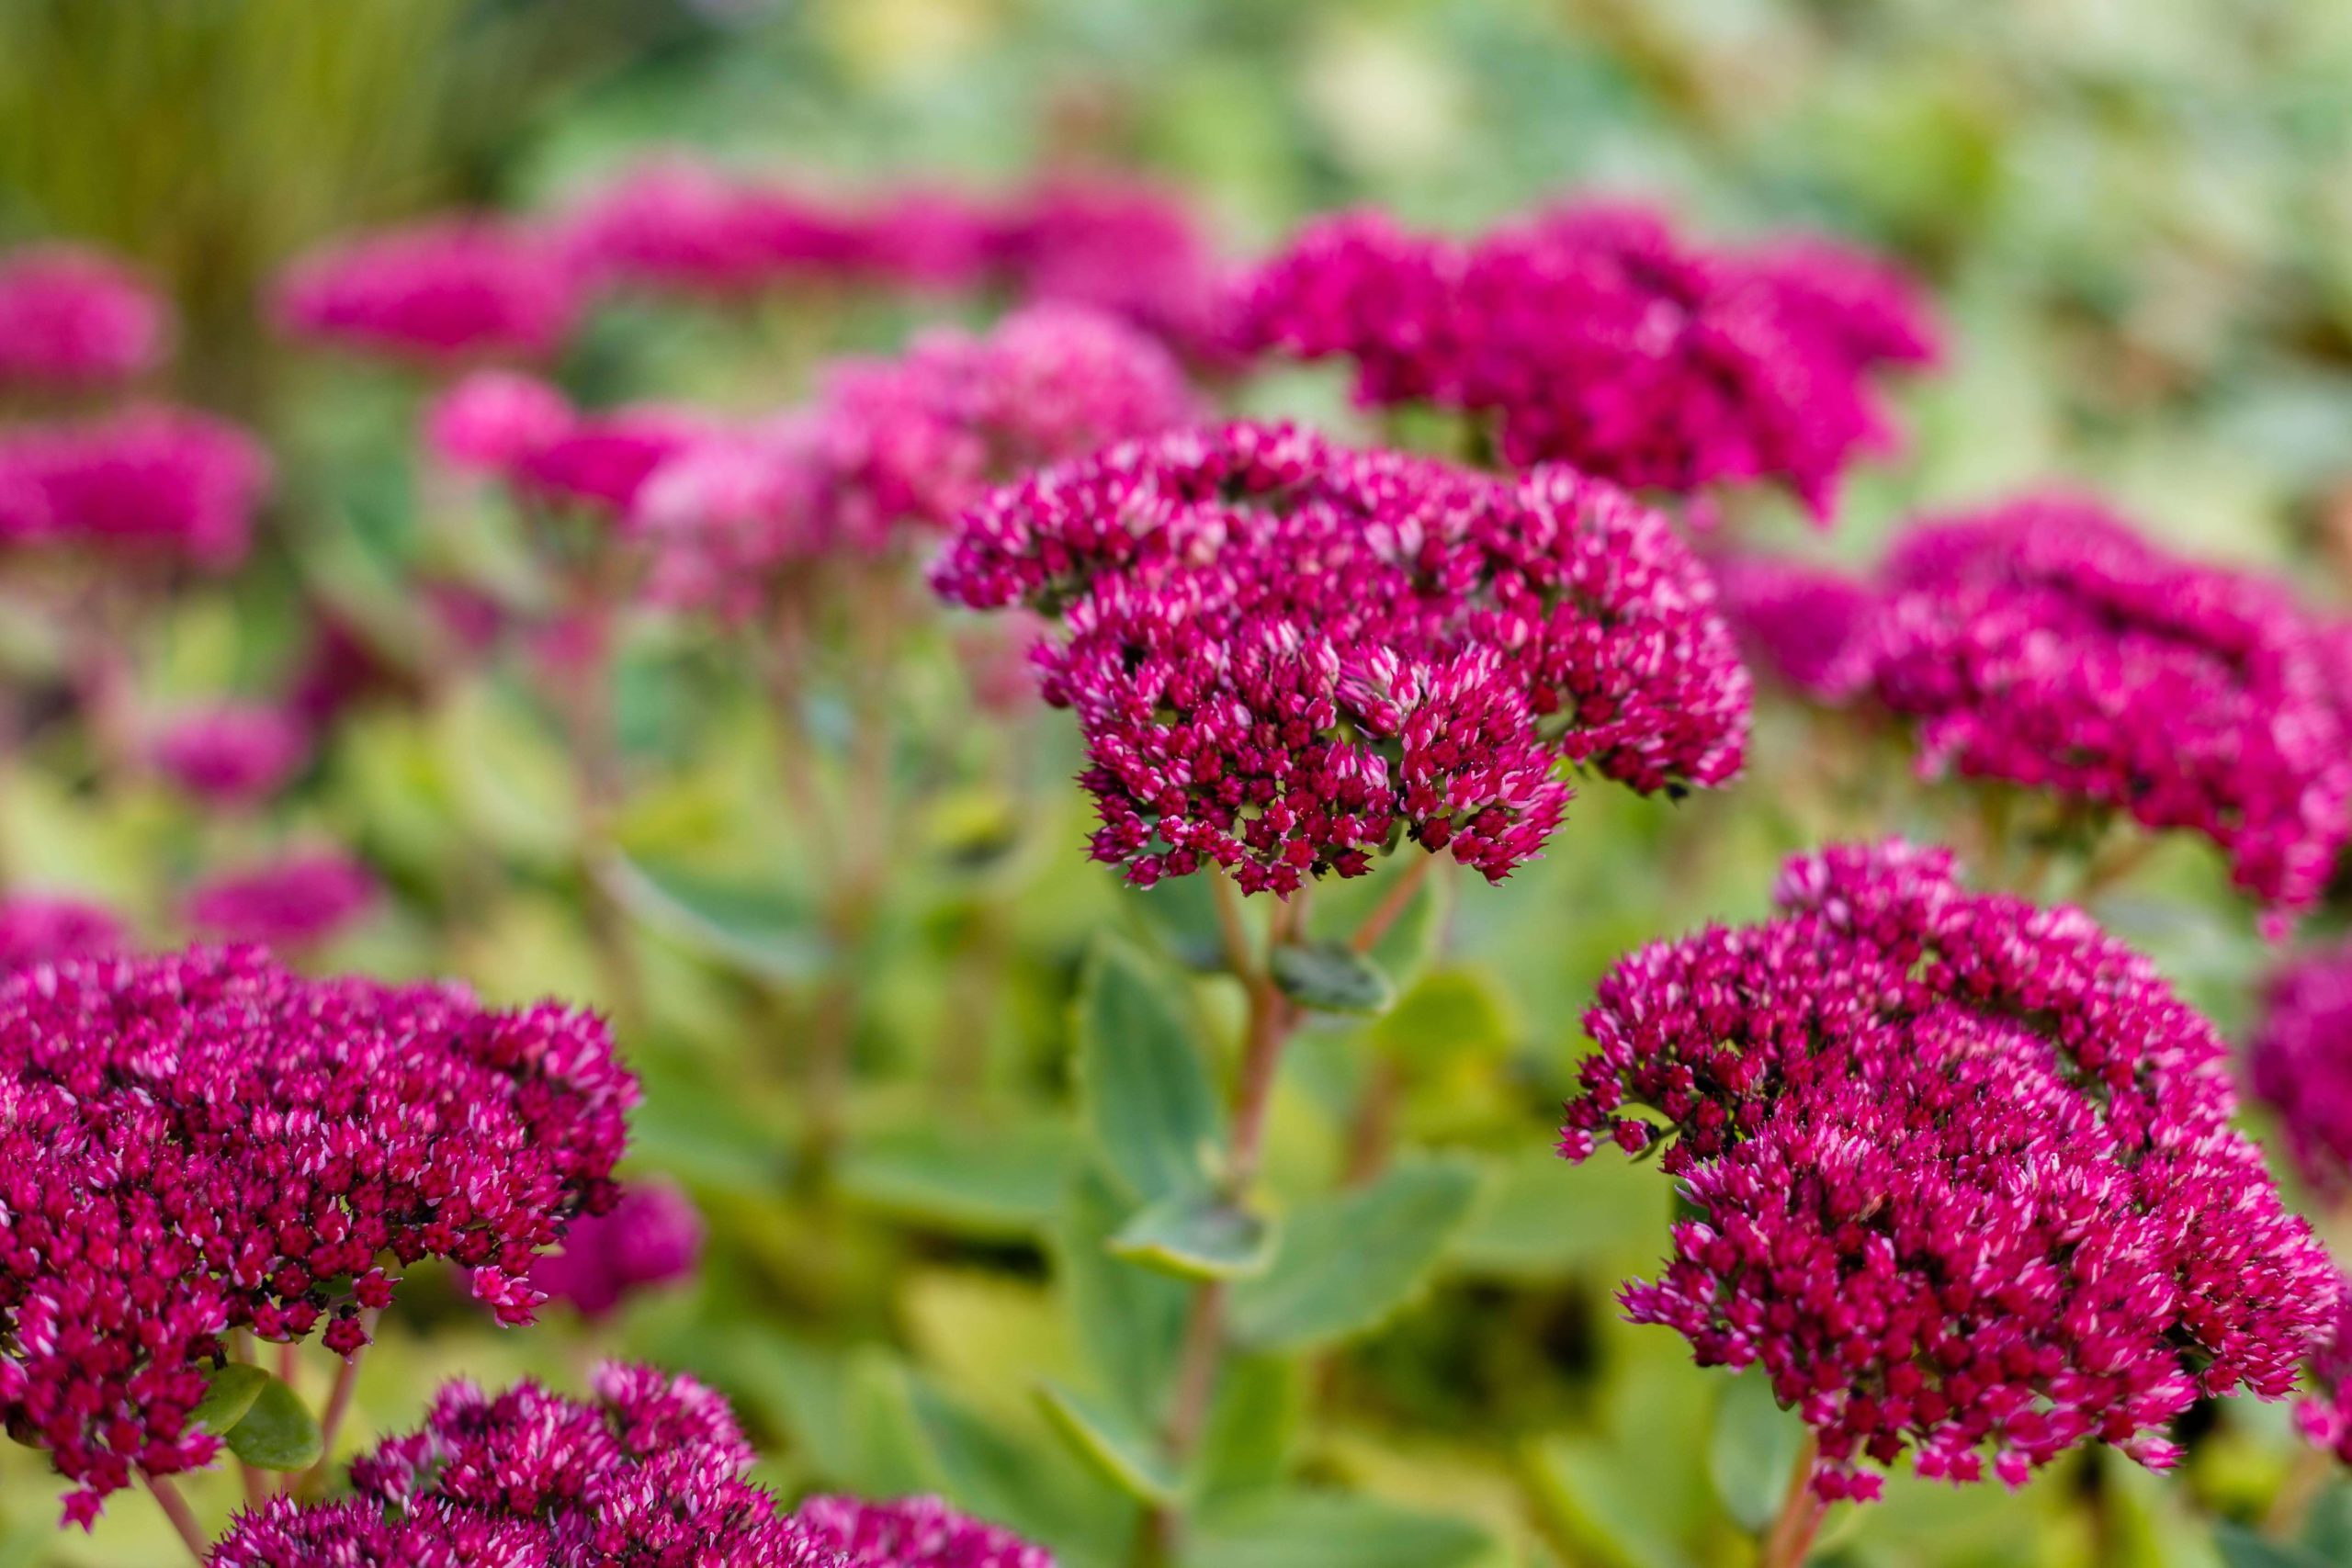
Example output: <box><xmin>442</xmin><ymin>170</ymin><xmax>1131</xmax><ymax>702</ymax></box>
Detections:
<box><xmin>1348</xmin><ymin>852</ymin><xmax>1438</xmax><ymax>955</ymax></box>
<box><xmin>1759</xmin><ymin>1432</ymin><xmax>1826</xmax><ymax>1568</ymax></box>
<box><xmin>296</xmin><ymin>1310</ymin><xmax>377</xmax><ymax>1501</ymax></box>
<box><xmin>144</xmin><ymin>1471</ymin><xmax>211</xmax><ymax>1563</ymax></box>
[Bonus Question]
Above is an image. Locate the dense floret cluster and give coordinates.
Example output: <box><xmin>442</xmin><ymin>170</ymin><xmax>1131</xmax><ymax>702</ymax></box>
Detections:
<box><xmin>1560</xmin><ymin>841</ymin><xmax>2334</xmax><ymax>1498</ymax></box>
<box><xmin>0</xmin><ymin>948</ymin><xmax>635</xmax><ymax>1521</ymax></box>
<box><xmin>1231</xmin><ymin>203</ymin><xmax>1939</xmax><ymax>515</ymax></box>
<box><xmin>0</xmin><ymin>407</ymin><xmax>271</xmax><ymax>569</ymax></box>
<box><xmin>2249</xmin><ymin>940</ymin><xmax>2352</xmax><ymax>1197</ymax></box>
<box><xmin>933</xmin><ymin>421</ymin><xmax>1749</xmax><ymax>893</ymax></box>
<box><xmin>0</xmin><ymin>246</ymin><xmax>171</xmax><ymax>389</ymax></box>
<box><xmin>1863</xmin><ymin>496</ymin><xmax>2352</xmax><ymax>915</ymax></box>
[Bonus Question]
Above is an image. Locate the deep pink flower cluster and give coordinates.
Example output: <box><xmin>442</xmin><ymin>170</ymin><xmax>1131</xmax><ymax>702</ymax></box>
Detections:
<box><xmin>1231</xmin><ymin>203</ymin><xmax>1939</xmax><ymax>515</ymax></box>
<box><xmin>561</xmin><ymin>157</ymin><xmax>992</xmax><ymax>299</ymax></box>
<box><xmin>2295</xmin><ymin>1277</ymin><xmax>2352</xmax><ymax>1466</ymax></box>
<box><xmin>635</xmin><ymin>304</ymin><xmax>1198</xmax><ymax>620</ymax></box>
<box><xmin>789</xmin><ymin>1494</ymin><xmax>1055</xmax><ymax>1567</ymax></box>
<box><xmin>274</xmin><ymin>219</ymin><xmax>584</xmax><ymax>366</ymax></box>
<box><xmin>1707</xmin><ymin>551</ymin><xmax>1874</xmax><ymax>700</ymax></box>
<box><xmin>0</xmin><ymin>246</ymin><xmax>171</xmax><ymax>390</ymax></box>
<box><xmin>214</xmin><ymin>1365</ymin><xmax>807</xmax><ymax>1567</ymax></box>
<box><xmin>1560</xmin><ymin>840</ymin><xmax>2335</xmax><ymax>1498</ymax></box>
<box><xmin>210</xmin><ymin>1364</ymin><xmax>1054</xmax><ymax>1567</ymax></box>
<box><xmin>0</xmin><ymin>946</ymin><xmax>635</xmax><ymax>1521</ymax></box>
<box><xmin>2248</xmin><ymin>939</ymin><xmax>2352</xmax><ymax>1198</ymax></box>
<box><xmin>932</xmin><ymin>421</ymin><xmax>1749</xmax><ymax>894</ymax></box>
<box><xmin>183</xmin><ymin>850</ymin><xmax>382</xmax><ymax>950</ymax></box>
<box><xmin>0</xmin><ymin>894</ymin><xmax>125</xmax><ymax>970</ymax></box>
<box><xmin>425</xmin><ymin>370</ymin><xmax>715</xmax><ymax>517</ymax></box>
<box><xmin>1863</xmin><ymin>495</ymin><xmax>2352</xmax><ymax>915</ymax></box>
<box><xmin>0</xmin><ymin>407</ymin><xmax>271</xmax><ymax>569</ymax></box>
<box><xmin>530</xmin><ymin>1178</ymin><xmax>705</xmax><ymax>1321</ymax></box>
<box><xmin>988</xmin><ymin>177</ymin><xmax>1229</xmax><ymax>364</ymax></box>
<box><xmin>150</xmin><ymin>703</ymin><xmax>311</xmax><ymax>807</ymax></box>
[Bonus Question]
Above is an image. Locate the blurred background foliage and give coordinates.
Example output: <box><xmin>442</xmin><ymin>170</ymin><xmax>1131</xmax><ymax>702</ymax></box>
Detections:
<box><xmin>3</xmin><ymin>2</ymin><xmax>2351</xmax><ymax>1565</ymax></box>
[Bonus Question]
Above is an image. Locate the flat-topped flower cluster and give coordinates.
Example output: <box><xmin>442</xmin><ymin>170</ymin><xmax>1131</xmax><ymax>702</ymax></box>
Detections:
<box><xmin>0</xmin><ymin>947</ymin><xmax>635</xmax><ymax>1522</ymax></box>
<box><xmin>1561</xmin><ymin>840</ymin><xmax>2334</xmax><ymax>1499</ymax></box>
<box><xmin>1719</xmin><ymin>495</ymin><xmax>2352</xmax><ymax>917</ymax></box>
<box><xmin>932</xmin><ymin>420</ymin><xmax>1750</xmax><ymax>894</ymax></box>
<box><xmin>211</xmin><ymin>1364</ymin><xmax>1050</xmax><ymax>1567</ymax></box>
<box><xmin>1230</xmin><ymin>203</ymin><xmax>1939</xmax><ymax>515</ymax></box>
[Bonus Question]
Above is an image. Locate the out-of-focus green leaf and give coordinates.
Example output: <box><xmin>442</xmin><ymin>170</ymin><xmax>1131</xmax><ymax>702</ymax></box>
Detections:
<box><xmin>1182</xmin><ymin>1489</ymin><xmax>1498</xmax><ymax>1568</ymax></box>
<box><xmin>838</xmin><ymin>1116</ymin><xmax>1079</xmax><ymax>1240</ymax></box>
<box><xmin>1110</xmin><ymin>1191</ymin><xmax>1275</xmax><ymax>1280</ymax></box>
<box><xmin>908</xmin><ymin>1380</ymin><xmax>1140</xmax><ymax>1566</ymax></box>
<box><xmin>1074</xmin><ymin>934</ymin><xmax>1225</xmax><ymax>1203</ymax></box>
<box><xmin>599</xmin><ymin>853</ymin><xmax>827</xmax><ymax>987</ymax></box>
<box><xmin>2214</xmin><ymin>1523</ymin><xmax>2330</xmax><ymax>1568</ymax></box>
<box><xmin>1528</xmin><ymin>1437</ymin><xmax>1699</xmax><ymax>1568</ymax></box>
<box><xmin>1036</xmin><ymin>1380</ymin><xmax>1181</xmax><ymax>1504</ymax></box>
<box><xmin>1056</xmin><ymin>1166</ymin><xmax>1193</xmax><ymax>1422</ymax></box>
<box><xmin>713</xmin><ymin>1336</ymin><xmax>935</xmax><ymax>1498</ymax></box>
<box><xmin>1230</xmin><ymin>1156</ymin><xmax>1478</xmax><ymax>1350</ymax></box>
<box><xmin>1370</xmin><ymin>968</ymin><xmax>1510</xmax><ymax>1066</ymax></box>
<box><xmin>437</xmin><ymin>682</ymin><xmax>579</xmax><ymax>863</ymax></box>
<box><xmin>1450</xmin><ymin>1145</ymin><xmax>1668</xmax><ymax>1280</ymax></box>
<box><xmin>1193</xmin><ymin>1352</ymin><xmax>1302</xmax><ymax>1507</ymax></box>
<box><xmin>1707</xmin><ymin>1369</ymin><xmax>1804</xmax><ymax>1533</ymax></box>
<box><xmin>1270</xmin><ymin>941</ymin><xmax>1396</xmax><ymax>1016</ymax></box>
<box><xmin>220</xmin><ymin>1371</ymin><xmax>323</xmax><ymax>1472</ymax></box>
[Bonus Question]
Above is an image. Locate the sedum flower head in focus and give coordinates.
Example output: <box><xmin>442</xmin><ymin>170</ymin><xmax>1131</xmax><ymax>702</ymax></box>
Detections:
<box><xmin>1561</xmin><ymin>840</ymin><xmax>2334</xmax><ymax>1500</ymax></box>
<box><xmin>933</xmin><ymin>421</ymin><xmax>1749</xmax><ymax>895</ymax></box>
<box><xmin>0</xmin><ymin>947</ymin><xmax>635</xmax><ymax>1522</ymax></box>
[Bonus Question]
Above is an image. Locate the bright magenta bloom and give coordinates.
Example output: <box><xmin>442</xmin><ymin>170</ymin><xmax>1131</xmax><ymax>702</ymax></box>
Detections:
<box><xmin>1562</xmin><ymin>841</ymin><xmax>2334</xmax><ymax>1500</ymax></box>
<box><xmin>150</xmin><ymin>703</ymin><xmax>311</xmax><ymax>807</ymax></box>
<box><xmin>0</xmin><ymin>948</ymin><xmax>634</xmax><ymax>1522</ymax></box>
<box><xmin>1865</xmin><ymin>495</ymin><xmax>2352</xmax><ymax>916</ymax></box>
<box><xmin>183</xmin><ymin>850</ymin><xmax>381</xmax><ymax>950</ymax></box>
<box><xmin>1708</xmin><ymin>551</ymin><xmax>1875</xmax><ymax>700</ymax></box>
<box><xmin>275</xmin><ymin>218</ymin><xmax>582</xmax><ymax>365</ymax></box>
<box><xmin>0</xmin><ymin>895</ymin><xmax>125</xmax><ymax>970</ymax></box>
<box><xmin>2250</xmin><ymin>939</ymin><xmax>2352</xmax><ymax>1197</ymax></box>
<box><xmin>0</xmin><ymin>245</ymin><xmax>171</xmax><ymax>389</ymax></box>
<box><xmin>1232</xmin><ymin>203</ymin><xmax>1939</xmax><ymax>516</ymax></box>
<box><xmin>0</xmin><ymin>407</ymin><xmax>270</xmax><ymax>569</ymax></box>
<box><xmin>529</xmin><ymin>1178</ymin><xmax>704</xmax><ymax>1321</ymax></box>
<box><xmin>934</xmin><ymin>421</ymin><xmax>1748</xmax><ymax>894</ymax></box>
<box><xmin>989</xmin><ymin>176</ymin><xmax>1229</xmax><ymax>363</ymax></box>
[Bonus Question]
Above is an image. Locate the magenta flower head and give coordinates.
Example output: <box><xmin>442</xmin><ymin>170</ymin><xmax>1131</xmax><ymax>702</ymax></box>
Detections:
<box><xmin>560</xmin><ymin>155</ymin><xmax>869</xmax><ymax>298</ymax></box>
<box><xmin>515</xmin><ymin>401</ymin><xmax>716</xmax><ymax>518</ymax></box>
<box><xmin>0</xmin><ymin>894</ymin><xmax>125</xmax><ymax>970</ymax></box>
<box><xmin>1708</xmin><ymin>550</ymin><xmax>1876</xmax><ymax>701</ymax></box>
<box><xmin>214</xmin><ymin>1364</ymin><xmax>801</xmax><ymax>1565</ymax></box>
<box><xmin>0</xmin><ymin>245</ymin><xmax>172</xmax><ymax>390</ymax></box>
<box><xmin>1863</xmin><ymin>494</ymin><xmax>2352</xmax><ymax>917</ymax></box>
<box><xmin>788</xmin><ymin>1494</ymin><xmax>1055</xmax><ymax>1566</ymax></box>
<box><xmin>933</xmin><ymin>421</ymin><xmax>1749</xmax><ymax>895</ymax></box>
<box><xmin>149</xmin><ymin>702</ymin><xmax>311</xmax><ymax>808</ymax></box>
<box><xmin>1561</xmin><ymin>840</ymin><xmax>2335</xmax><ymax>1501</ymax></box>
<box><xmin>2295</xmin><ymin>1277</ymin><xmax>2352</xmax><ymax>1466</ymax></box>
<box><xmin>1233</xmin><ymin>202</ymin><xmax>1939</xmax><ymax>517</ymax></box>
<box><xmin>183</xmin><ymin>849</ymin><xmax>381</xmax><ymax>951</ymax></box>
<box><xmin>0</xmin><ymin>406</ymin><xmax>270</xmax><ymax>570</ymax></box>
<box><xmin>424</xmin><ymin>368</ymin><xmax>575</xmax><ymax>475</ymax></box>
<box><xmin>529</xmin><ymin>1177</ymin><xmax>705</xmax><ymax>1321</ymax></box>
<box><xmin>989</xmin><ymin>176</ymin><xmax>1228</xmax><ymax>363</ymax></box>
<box><xmin>0</xmin><ymin>946</ymin><xmax>634</xmax><ymax>1522</ymax></box>
<box><xmin>2249</xmin><ymin>939</ymin><xmax>2352</xmax><ymax>1198</ymax></box>
<box><xmin>274</xmin><ymin>217</ymin><xmax>582</xmax><ymax>367</ymax></box>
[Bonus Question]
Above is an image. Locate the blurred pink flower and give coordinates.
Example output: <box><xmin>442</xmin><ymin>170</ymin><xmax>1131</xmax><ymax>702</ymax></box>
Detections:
<box><xmin>184</xmin><ymin>850</ymin><xmax>380</xmax><ymax>950</ymax></box>
<box><xmin>275</xmin><ymin>217</ymin><xmax>582</xmax><ymax>366</ymax></box>
<box><xmin>0</xmin><ymin>894</ymin><xmax>125</xmax><ymax>970</ymax></box>
<box><xmin>529</xmin><ymin>1177</ymin><xmax>705</xmax><ymax>1320</ymax></box>
<box><xmin>0</xmin><ymin>245</ymin><xmax>171</xmax><ymax>389</ymax></box>
<box><xmin>424</xmin><ymin>368</ymin><xmax>574</xmax><ymax>473</ymax></box>
<box><xmin>0</xmin><ymin>406</ymin><xmax>270</xmax><ymax>569</ymax></box>
<box><xmin>150</xmin><ymin>703</ymin><xmax>311</xmax><ymax>807</ymax></box>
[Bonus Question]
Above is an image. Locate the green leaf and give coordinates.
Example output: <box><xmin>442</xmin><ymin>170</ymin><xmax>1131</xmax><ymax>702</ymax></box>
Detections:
<box><xmin>1707</xmin><ymin>1370</ymin><xmax>1804</xmax><ymax>1533</ymax></box>
<box><xmin>1448</xmin><ymin>1145</ymin><xmax>1668</xmax><ymax>1280</ymax></box>
<box><xmin>837</xmin><ymin>1117</ymin><xmax>1079</xmax><ymax>1240</ymax></box>
<box><xmin>908</xmin><ymin>1379</ymin><xmax>1140</xmax><ymax>1565</ymax></box>
<box><xmin>1269</xmin><ymin>941</ymin><xmax>1396</xmax><ymax>1016</ymax></box>
<box><xmin>2215</xmin><ymin>1524</ymin><xmax>2332</xmax><ymax>1568</ymax></box>
<box><xmin>1035</xmin><ymin>1380</ymin><xmax>1181</xmax><ymax>1504</ymax></box>
<box><xmin>1229</xmin><ymin>1156</ymin><xmax>1479</xmax><ymax>1350</ymax></box>
<box><xmin>1182</xmin><ymin>1490</ymin><xmax>1498</xmax><ymax>1568</ymax></box>
<box><xmin>1370</xmin><ymin>968</ymin><xmax>1510</xmax><ymax>1066</ymax></box>
<box><xmin>1074</xmin><ymin>934</ymin><xmax>1224</xmax><ymax>1203</ymax></box>
<box><xmin>1056</xmin><ymin>1166</ymin><xmax>1193</xmax><ymax>1419</ymax></box>
<box><xmin>221</xmin><ymin>1371</ymin><xmax>324</xmax><ymax>1472</ymax></box>
<box><xmin>192</xmin><ymin>1362</ymin><xmax>271</xmax><ymax>1437</ymax></box>
<box><xmin>1110</xmin><ymin>1191</ymin><xmax>1276</xmax><ymax>1280</ymax></box>
<box><xmin>598</xmin><ymin>853</ymin><xmax>826</xmax><ymax>987</ymax></box>
<box><xmin>1193</xmin><ymin>1352</ymin><xmax>1301</xmax><ymax>1507</ymax></box>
